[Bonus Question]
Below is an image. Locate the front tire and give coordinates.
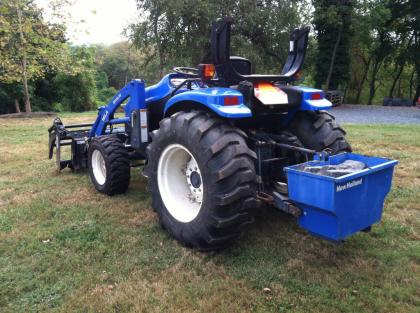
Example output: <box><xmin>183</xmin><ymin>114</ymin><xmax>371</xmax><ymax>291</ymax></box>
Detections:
<box><xmin>145</xmin><ymin>111</ymin><xmax>258</xmax><ymax>250</ymax></box>
<box><xmin>88</xmin><ymin>136</ymin><xmax>130</xmax><ymax>196</ymax></box>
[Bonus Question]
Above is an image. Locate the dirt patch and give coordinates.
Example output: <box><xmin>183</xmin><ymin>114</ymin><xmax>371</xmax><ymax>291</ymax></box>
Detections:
<box><xmin>123</xmin><ymin>211</ymin><xmax>157</xmax><ymax>227</ymax></box>
<box><xmin>0</xmin><ymin>112</ymin><xmax>57</xmax><ymax>119</ymax></box>
<box><xmin>66</xmin><ymin>253</ymin><xmax>256</xmax><ymax>313</ymax></box>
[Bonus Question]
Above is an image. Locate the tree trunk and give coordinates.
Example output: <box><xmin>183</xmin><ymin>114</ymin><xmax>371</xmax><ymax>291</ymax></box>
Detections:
<box><xmin>389</xmin><ymin>62</ymin><xmax>405</xmax><ymax>98</ymax></box>
<box><xmin>355</xmin><ymin>56</ymin><xmax>372</xmax><ymax>104</ymax></box>
<box><xmin>413</xmin><ymin>63</ymin><xmax>420</xmax><ymax>106</ymax></box>
<box><xmin>22</xmin><ymin>69</ymin><xmax>31</xmax><ymax>112</ymax></box>
<box><xmin>343</xmin><ymin>84</ymin><xmax>348</xmax><ymax>103</ymax></box>
<box><xmin>367</xmin><ymin>59</ymin><xmax>381</xmax><ymax>105</ymax></box>
<box><xmin>153</xmin><ymin>14</ymin><xmax>164</xmax><ymax>78</ymax></box>
<box><xmin>397</xmin><ymin>75</ymin><xmax>402</xmax><ymax>98</ymax></box>
<box><xmin>14</xmin><ymin>99</ymin><xmax>21</xmax><ymax>113</ymax></box>
<box><xmin>414</xmin><ymin>80</ymin><xmax>420</xmax><ymax>106</ymax></box>
<box><xmin>409</xmin><ymin>68</ymin><xmax>415</xmax><ymax>98</ymax></box>
<box><xmin>325</xmin><ymin>22</ymin><xmax>343</xmax><ymax>90</ymax></box>
<box><xmin>17</xmin><ymin>6</ymin><xmax>32</xmax><ymax>112</ymax></box>
<box><xmin>124</xmin><ymin>43</ymin><xmax>131</xmax><ymax>86</ymax></box>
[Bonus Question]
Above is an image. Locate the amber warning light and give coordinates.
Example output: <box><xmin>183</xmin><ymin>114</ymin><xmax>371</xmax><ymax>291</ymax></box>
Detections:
<box><xmin>198</xmin><ymin>64</ymin><xmax>215</xmax><ymax>80</ymax></box>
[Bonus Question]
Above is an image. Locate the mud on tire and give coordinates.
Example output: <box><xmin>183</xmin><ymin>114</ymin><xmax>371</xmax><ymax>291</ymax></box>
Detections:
<box><xmin>144</xmin><ymin>111</ymin><xmax>259</xmax><ymax>251</ymax></box>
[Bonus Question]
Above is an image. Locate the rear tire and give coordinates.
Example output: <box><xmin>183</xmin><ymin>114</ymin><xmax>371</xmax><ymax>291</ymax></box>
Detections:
<box><xmin>88</xmin><ymin>136</ymin><xmax>130</xmax><ymax>196</ymax></box>
<box><xmin>144</xmin><ymin>111</ymin><xmax>259</xmax><ymax>250</ymax></box>
<box><xmin>288</xmin><ymin>110</ymin><xmax>351</xmax><ymax>154</ymax></box>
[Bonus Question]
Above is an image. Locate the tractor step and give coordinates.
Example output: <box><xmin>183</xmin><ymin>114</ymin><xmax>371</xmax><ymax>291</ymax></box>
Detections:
<box><xmin>272</xmin><ymin>191</ymin><xmax>301</xmax><ymax>218</ymax></box>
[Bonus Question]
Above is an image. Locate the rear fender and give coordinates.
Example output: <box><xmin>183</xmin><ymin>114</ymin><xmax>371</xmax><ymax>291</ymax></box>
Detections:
<box><xmin>164</xmin><ymin>88</ymin><xmax>252</xmax><ymax>118</ymax></box>
<box><xmin>280</xmin><ymin>86</ymin><xmax>333</xmax><ymax>126</ymax></box>
<box><xmin>298</xmin><ymin>86</ymin><xmax>332</xmax><ymax>111</ymax></box>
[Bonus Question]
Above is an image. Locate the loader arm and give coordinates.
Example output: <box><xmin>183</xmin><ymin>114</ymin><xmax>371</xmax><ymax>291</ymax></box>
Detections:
<box><xmin>90</xmin><ymin>79</ymin><xmax>148</xmax><ymax>149</ymax></box>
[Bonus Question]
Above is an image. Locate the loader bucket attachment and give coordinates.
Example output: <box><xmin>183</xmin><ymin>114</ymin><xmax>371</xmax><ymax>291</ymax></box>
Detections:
<box><xmin>48</xmin><ymin>117</ymin><xmax>92</xmax><ymax>171</ymax></box>
<box><xmin>211</xmin><ymin>17</ymin><xmax>310</xmax><ymax>85</ymax></box>
<box><xmin>48</xmin><ymin>117</ymin><xmax>63</xmax><ymax>160</ymax></box>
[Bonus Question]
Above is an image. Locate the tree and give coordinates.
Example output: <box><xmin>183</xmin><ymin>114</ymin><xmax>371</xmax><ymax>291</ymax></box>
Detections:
<box><xmin>388</xmin><ymin>35</ymin><xmax>412</xmax><ymax>98</ymax></box>
<box><xmin>0</xmin><ymin>83</ymin><xmax>23</xmax><ymax>114</ymax></box>
<box><xmin>128</xmin><ymin>0</ymin><xmax>309</xmax><ymax>79</ymax></box>
<box><xmin>388</xmin><ymin>0</ymin><xmax>420</xmax><ymax>105</ymax></box>
<box><xmin>313</xmin><ymin>0</ymin><xmax>354</xmax><ymax>90</ymax></box>
<box><xmin>234</xmin><ymin>0</ymin><xmax>312</xmax><ymax>73</ymax></box>
<box><xmin>0</xmin><ymin>0</ymin><xmax>71</xmax><ymax>112</ymax></box>
<box><xmin>53</xmin><ymin>46</ymin><xmax>97</xmax><ymax>112</ymax></box>
<box><xmin>129</xmin><ymin>0</ymin><xmax>225</xmax><ymax>77</ymax></box>
<box><xmin>95</xmin><ymin>42</ymin><xmax>147</xmax><ymax>89</ymax></box>
<box><xmin>345</xmin><ymin>0</ymin><xmax>394</xmax><ymax>104</ymax></box>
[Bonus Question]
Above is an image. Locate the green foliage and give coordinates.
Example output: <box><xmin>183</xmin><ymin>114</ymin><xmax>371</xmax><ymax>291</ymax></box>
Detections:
<box><xmin>95</xmin><ymin>87</ymin><xmax>117</xmax><ymax>106</ymax></box>
<box><xmin>129</xmin><ymin>0</ymin><xmax>310</xmax><ymax>78</ymax></box>
<box><xmin>53</xmin><ymin>73</ymin><xmax>96</xmax><ymax>112</ymax></box>
<box><xmin>313</xmin><ymin>0</ymin><xmax>354</xmax><ymax>90</ymax></box>
<box><xmin>0</xmin><ymin>0</ymin><xmax>418</xmax><ymax>111</ymax></box>
<box><xmin>52</xmin><ymin>102</ymin><xmax>63</xmax><ymax>112</ymax></box>
<box><xmin>0</xmin><ymin>0</ymin><xmax>74</xmax><ymax>111</ymax></box>
<box><xmin>0</xmin><ymin>83</ymin><xmax>23</xmax><ymax>113</ymax></box>
<box><xmin>52</xmin><ymin>47</ymin><xmax>98</xmax><ymax>112</ymax></box>
<box><xmin>344</xmin><ymin>0</ymin><xmax>419</xmax><ymax>104</ymax></box>
<box><xmin>31</xmin><ymin>94</ymin><xmax>52</xmax><ymax>112</ymax></box>
<box><xmin>388</xmin><ymin>0</ymin><xmax>420</xmax><ymax>103</ymax></box>
<box><xmin>0</xmin><ymin>0</ymin><xmax>75</xmax><ymax>82</ymax></box>
<box><xmin>95</xmin><ymin>41</ymin><xmax>148</xmax><ymax>88</ymax></box>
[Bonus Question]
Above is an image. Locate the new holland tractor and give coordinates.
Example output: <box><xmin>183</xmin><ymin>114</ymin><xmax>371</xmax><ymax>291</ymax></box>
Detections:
<box><xmin>48</xmin><ymin>18</ymin><xmax>397</xmax><ymax>250</ymax></box>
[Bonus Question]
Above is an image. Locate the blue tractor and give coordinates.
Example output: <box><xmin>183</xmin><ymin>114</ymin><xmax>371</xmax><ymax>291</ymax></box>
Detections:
<box><xmin>48</xmin><ymin>18</ymin><xmax>396</xmax><ymax>250</ymax></box>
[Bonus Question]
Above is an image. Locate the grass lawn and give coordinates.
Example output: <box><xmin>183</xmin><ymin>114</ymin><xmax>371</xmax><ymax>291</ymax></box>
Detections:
<box><xmin>0</xmin><ymin>113</ymin><xmax>419</xmax><ymax>312</ymax></box>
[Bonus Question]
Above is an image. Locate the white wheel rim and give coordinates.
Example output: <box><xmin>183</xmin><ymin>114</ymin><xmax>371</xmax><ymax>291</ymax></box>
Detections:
<box><xmin>91</xmin><ymin>149</ymin><xmax>106</xmax><ymax>185</ymax></box>
<box><xmin>157</xmin><ymin>144</ymin><xmax>203</xmax><ymax>223</ymax></box>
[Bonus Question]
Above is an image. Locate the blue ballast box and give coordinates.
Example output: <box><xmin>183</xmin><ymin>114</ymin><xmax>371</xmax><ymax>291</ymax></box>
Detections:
<box><xmin>285</xmin><ymin>153</ymin><xmax>398</xmax><ymax>241</ymax></box>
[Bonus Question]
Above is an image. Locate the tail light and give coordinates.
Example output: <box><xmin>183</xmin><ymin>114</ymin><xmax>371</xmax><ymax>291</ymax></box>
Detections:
<box><xmin>311</xmin><ymin>93</ymin><xmax>323</xmax><ymax>100</ymax></box>
<box><xmin>223</xmin><ymin>96</ymin><xmax>239</xmax><ymax>106</ymax></box>
<box><xmin>254</xmin><ymin>82</ymin><xmax>288</xmax><ymax>105</ymax></box>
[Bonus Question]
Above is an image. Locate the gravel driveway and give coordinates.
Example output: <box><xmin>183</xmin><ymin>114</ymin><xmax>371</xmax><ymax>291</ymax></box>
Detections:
<box><xmin>330</xmin><ymin>104</ymin><xmax>420</xmax><ymax>125</ymax></box>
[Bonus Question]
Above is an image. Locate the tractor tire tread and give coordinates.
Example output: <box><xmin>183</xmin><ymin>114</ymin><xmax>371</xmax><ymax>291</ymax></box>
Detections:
<box><xmin>88</xmin><ymin>136</ymin><xmax>130</xmax><ymax>196</ymax></box>
<box><xmin>289</xmin><ymin>111</ymin><xmax>351</xmax><ymax>154</ymax></box>
<box><xmin>145</xmin><ymin>110</ymin><xmax>258</xmax><ymax>250</ymax></box>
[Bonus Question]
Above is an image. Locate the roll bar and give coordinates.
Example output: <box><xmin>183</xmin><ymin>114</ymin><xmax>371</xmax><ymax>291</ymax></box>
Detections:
<box><xmin>211</xmin><ymin>17</ymin><xmax>310</xmax><ymax>84</ymax></box>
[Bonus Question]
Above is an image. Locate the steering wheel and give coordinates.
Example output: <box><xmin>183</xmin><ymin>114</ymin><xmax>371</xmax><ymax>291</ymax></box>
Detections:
<box><xmin>172</xmin><ymin>67</ymin><xmax>199</xmax><ymax>77</ymax></box>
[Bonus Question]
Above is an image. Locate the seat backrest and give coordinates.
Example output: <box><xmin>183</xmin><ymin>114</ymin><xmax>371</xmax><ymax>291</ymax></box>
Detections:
<box><xmin>211</xmin><ymin>17</ymin><xmax>309</xmax><ymax>85</ymax></box>
<box><xmin>230</xmin><ymin>56</ymin><xmax>252</xmax><ymax>75</ymax></box>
